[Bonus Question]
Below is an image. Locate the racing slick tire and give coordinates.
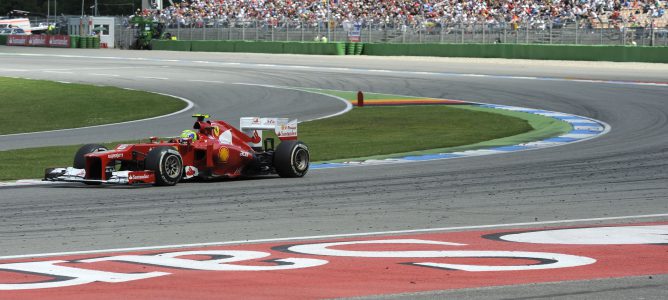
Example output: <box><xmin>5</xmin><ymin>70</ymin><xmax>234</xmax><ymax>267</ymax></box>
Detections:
<box><xmin>73</xmin><ymin>144</ymin><xmax>108</xmax><ymax>185</ymax></box>
<box><xmin>145</xmin><ymin>146</ymin><xmax>183</xmax><ymax>186</ymax></box>
<box><xmin>274</xmin><ymin>140</ymin><xmax>309</xmax><ymax>178</ymax></box>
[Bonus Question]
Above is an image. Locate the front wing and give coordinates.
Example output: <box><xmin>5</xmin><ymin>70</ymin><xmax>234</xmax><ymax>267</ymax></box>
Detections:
<box><xmin>44</xmin><ymin>167</ymin><xmax>156</xmax><ymax>185</ymax></box>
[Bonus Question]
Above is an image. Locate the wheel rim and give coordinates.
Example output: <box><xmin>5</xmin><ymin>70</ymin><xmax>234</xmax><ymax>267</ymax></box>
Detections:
<box><xmin>164</xmin><ymin>155</ymin><xmax>181</xmax><ymax>178</ymax></box>
<box><xmin>294</xmin><ymin>148</ymin><xmax>309</xmax><ymax>172</ymax></box>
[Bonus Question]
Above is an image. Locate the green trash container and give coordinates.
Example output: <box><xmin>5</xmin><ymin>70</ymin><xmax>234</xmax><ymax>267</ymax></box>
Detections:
<box><xmin>86</xmin><ymin>36</ymin><xmax>93</xmax><ymax>49</ymax></box>
<box><xmin>345</xmin><ymin>42</ymin><xmax>354</xmax><ymax>55</ymax></box>
<box><xmin>335</xmin><ymin>43</ymin><xmax>345</xmax><ymax>55</ymax></box>
<box><xmin>93</xmin><ymin>36</ymin><xmax>100</xmax><ymax>49</ymax></box>
<box><xmin>79</xmin><ymin>36</ymin><xmax>87</xmax><ymax>48</ymax></box>
<box><xmin>354</xmin><ymin>43</ymin><xmax>364</xmax><ymax>55</ymax></box>
<box><xmin>69</xmin><ymin>36</ymin><xmax>78</xmax><ymax>48</ymax></box>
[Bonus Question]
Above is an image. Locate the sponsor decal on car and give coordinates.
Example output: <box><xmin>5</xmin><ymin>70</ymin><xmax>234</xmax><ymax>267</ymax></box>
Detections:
<box><xmin>129</xmin><ymin>174</ymin><xmax>151</xmax><ymax>181</ymax></box>
<box><xmin>184</xmin><ymin>166</ymin><xmax>199</xmax><ymax>179</ymax></box>
<box><xmin>276</xmin><ymin>120</ymin><xmax>298</xmax><ymax>139</ymax></box>
<box><xmin>218</xmin><ymin>148</ymin><xmax>230</xmax><ymax>163</ymax></box>
<box><xmin>218</xmin><ymin>129</ymin><xmax>233</xmax><ymax>145</ymax></box>
<box><xmin>107</xmin><ymin>153</ymin><xmax>124</xmax><ymax>159</ymax></box>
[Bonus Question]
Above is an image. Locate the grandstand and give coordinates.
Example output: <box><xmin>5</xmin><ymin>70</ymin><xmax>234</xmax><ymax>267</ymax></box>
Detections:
<box><xmin>114</xmin><ymin>0</ymin><xmax>667</xmax><ymax>47</ymax></box>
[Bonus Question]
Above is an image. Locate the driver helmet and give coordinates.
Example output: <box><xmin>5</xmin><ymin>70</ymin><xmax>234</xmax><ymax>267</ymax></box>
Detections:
<box><xmin>180</xmin><ymin>129</ymin><xmax>198</xmax><ymax>141</ymax></box>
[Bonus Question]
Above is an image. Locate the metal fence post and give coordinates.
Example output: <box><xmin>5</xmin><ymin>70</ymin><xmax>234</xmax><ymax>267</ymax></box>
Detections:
<box><xmin>549</xmin><ymin>18</ymin><xmax>553</xmax><ymax>44</ymax></box>
<box><xmin>368</xmin><ymin>22</ymin><xmax>371</xmax><ymax>42</ymax></box>
<box><xmin>440</xmin><ymin>22</ymin><xmax>444</xmax><ymax>43</ymax></box>
<box><xmin>622</xmin><ymin>26</ymin><xmax>626</xmax><ymax>45</ymax></box>
<box><xmin>301</xmin><ymin>21</ymin><xmax>304</xmax><ymax>42</ymax></box>
<box><xmin>253</xmin><ymin>21</ymin><xmax>257</xmax><ymax>40</ymax></box>
<box><xmin>503</xmin><ymin>23</ymin><xmax>507</xmax><ymax>43</ymax></box>
<box><xmin>650</xmin><ymin>18</ymin><xmax>655</xmax><ymax>46</ymax></box>
<box><xmin>482</xmin><ymin>21</ymin><xmax>485</xmax><ymax>43</ymax></box>
<box><xmin>402</xmin><ymin>23</ymin><xmax>406</xmax><ymax>43</ymax></box>
<box><xmin>574</xmin><ymin>18</ymin><xmax>578</xmax><ymax>44</ymax></box>
<box><xmin>461</xmin><ymin>23</ymin><xmax>464</xmax><ymax>43</ymax></box>
<box><xmin>525</xmin><ymin>21</ymin><xmax>529</xmax><ymax>44</ymax></box>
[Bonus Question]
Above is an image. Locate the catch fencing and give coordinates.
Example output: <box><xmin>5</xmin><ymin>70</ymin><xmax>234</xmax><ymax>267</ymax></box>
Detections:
<box><xmin>115</xmin><ymin>17</ymin><xmax>668</xmax><ymax>49</ymax></box>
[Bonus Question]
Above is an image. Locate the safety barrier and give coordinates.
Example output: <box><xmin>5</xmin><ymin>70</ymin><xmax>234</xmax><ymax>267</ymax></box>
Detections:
<box><xmin>362</xmin><ymin>43</ymin><xmax>668</xmax><ymax>63</ymax></box>
<box><xmin>152</xmin><ymin>40</ymin><xmax>346</xmax><ymax>55</ymax></box>
<box><xmin>0</xmin><ymin>35</ymin><xmax>6</xmax><ymax>45</ymax></box>
<box><xmin>150</xmin><ymin>40</ymin><xmax>667</xmax><ymax>62</ymax></box>
<box><xmin>4</xmin><ymin>35</ymin><xmax>72</xmax><ymax>48</ymax></box>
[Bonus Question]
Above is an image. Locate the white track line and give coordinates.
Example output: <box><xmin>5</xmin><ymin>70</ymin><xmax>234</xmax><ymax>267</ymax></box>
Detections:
<box><xmin>1</xmin><ymin>52</ymin><xmax>666</xmax><ymax>87</ymax></box>
<box><xmin>232</xmin><ymin>83</ymin><xmax>353</xmax><ymax>121</ymax></box>
<box><xmin>0</xmin><ymin>213</ymin><xmax>665</xmax><ymax>261</ymax></box>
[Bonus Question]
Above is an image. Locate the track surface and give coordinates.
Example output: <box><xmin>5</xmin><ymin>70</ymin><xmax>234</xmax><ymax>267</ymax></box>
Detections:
<box><xmin>1</xmin><ymin>47</ymin><xmax>667</xmax><ymax>298</ymax></box>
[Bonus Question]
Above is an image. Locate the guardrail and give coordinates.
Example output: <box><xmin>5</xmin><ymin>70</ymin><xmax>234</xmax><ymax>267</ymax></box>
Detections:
<box><xmin>362</xmin><ymin>43</ymin><xmax>668</xmax><ymax>63</ymax></box>
<box><xmin>150</xmin><ymin>39</ymin><xmax>667</xmax><ymax>63</ymax></box>
<box><xmin>152</xmin><ymin>40</ymin><xmax>354</xmax><ymax>55</ymax></box>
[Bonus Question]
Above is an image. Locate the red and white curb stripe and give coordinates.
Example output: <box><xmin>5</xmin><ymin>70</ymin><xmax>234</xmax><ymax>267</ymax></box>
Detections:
<box><xmin>0</xmin><ymin>216</ymin><xmax>665</xmax><ymax>299</ymax></box>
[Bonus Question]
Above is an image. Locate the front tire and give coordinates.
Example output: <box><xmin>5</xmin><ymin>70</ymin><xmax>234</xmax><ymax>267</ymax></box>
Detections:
<box><xmin>145</xmin><ymin>146</ymin><xmax>183</xmax><ymax>186</ymax></box>
<box><xmin>73</xmin><ymin>144</ymin><xmax>108</xmax><ymax>185</ymax></box>
<box><xmin>274</xmin><ymin>141</ymin><xmax>309</xmax><ymax>178</ymax></box>
<box><xmin>73</xmin><ymin>144</ymin><xmax>108</xmax><ymax>169</ymax></box>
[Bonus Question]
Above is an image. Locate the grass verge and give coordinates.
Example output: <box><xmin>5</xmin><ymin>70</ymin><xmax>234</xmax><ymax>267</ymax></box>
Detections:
<box><xmin>0</xmin><ymin>87</ymin><xmax>571</xmax><ymax>181</ymax></box>
<box><xmin>0</xmin><ymin>105</ymin><xmax>534</xmax><ymax>180</ymax></box>
<box><xmin>299</xmin><ymin>105</ymin><xmax>532</xmax><ymax>161</ymax></box>
<box><xmin>0</xmin><ymin>77</ymin><xmax>186</xmax><ymax>134</ymax></box>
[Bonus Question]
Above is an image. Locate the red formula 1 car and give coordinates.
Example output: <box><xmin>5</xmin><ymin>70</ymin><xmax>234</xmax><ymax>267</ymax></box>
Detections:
<box><xmin>44</xmin><ymin>114</ymin><xmax>310</xmax><ymax>186</ymax></box>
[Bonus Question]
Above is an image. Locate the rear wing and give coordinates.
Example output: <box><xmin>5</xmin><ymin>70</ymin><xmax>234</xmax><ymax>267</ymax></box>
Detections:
<box><xmin>240</xmin><ymin>117</ymin><xmax>298</xmax><ymax>148</ymax></box>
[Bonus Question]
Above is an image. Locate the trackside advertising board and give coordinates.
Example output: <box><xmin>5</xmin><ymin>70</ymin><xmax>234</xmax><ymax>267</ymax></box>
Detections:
<box><xmin>6</xmin><ymin>35</ymin><xmax>70</xmax><ymax>48</ymax></box>
<box><xmin>6</xmin><ymin>35</ymin><xmax>29</xmax><ymax>46</ymax></box>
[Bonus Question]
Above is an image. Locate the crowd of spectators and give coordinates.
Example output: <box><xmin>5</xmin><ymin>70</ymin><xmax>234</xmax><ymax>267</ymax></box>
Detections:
<box><xmin>138</xmin><ymin>0</ymin><xmax>667</xmax><ymax>30</ymax></box>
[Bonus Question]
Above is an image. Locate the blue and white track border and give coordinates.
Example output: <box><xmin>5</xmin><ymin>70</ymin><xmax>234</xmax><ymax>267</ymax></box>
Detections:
<box><xmin>310</xmin><ymin>103</ymin><xmax>611</xmax><ymax>170</ymax></box>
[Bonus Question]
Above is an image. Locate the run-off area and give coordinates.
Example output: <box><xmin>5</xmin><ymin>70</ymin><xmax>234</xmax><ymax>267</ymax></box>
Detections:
<box><xmin>0</xmin><ymin>222</ymin><xmax>666</xmax><ymax>299</ymax></box>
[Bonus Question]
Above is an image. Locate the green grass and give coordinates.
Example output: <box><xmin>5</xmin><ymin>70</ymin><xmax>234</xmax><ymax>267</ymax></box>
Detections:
<box><xmin>0</xmin><ymin>105</ymin><xmax>538</xmax><ymax>181</ymax></box>
<box><xmin>0</xmin><ymin>86</ymin><xmax>571</xmax><ymax>181</ymax></box>
<box><xmin>299</xmin><ymin>105</ymin><xmax>533</xmax><ymax>161</ymax></box>
<box><xmin>0</xmin><ymin>77</ymin><xmax>186</xmax><ymax>134</ymax></box>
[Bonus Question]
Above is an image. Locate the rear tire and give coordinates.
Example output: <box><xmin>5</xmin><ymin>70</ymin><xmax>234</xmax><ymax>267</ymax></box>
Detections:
<box><xmin>145</xmin><ymin>146</ymin><xmax>183</xmax><ymax>186</ymax></box>
<box><xmin>274</xmin><ymin>141</ymin><xmax>309</xmax><ymax>178</ymax></box>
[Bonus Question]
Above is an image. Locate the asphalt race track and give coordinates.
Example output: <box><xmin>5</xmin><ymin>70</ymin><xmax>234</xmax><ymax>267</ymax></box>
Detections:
<box><xmin>0</xmin><ymin>47</ymin><xmax>667</xmax><ymax>298</ymax></box>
